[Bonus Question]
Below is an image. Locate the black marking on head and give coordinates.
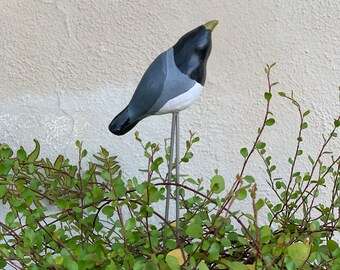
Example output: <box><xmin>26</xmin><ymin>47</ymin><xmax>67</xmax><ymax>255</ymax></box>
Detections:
<box><xmin>173</xmin><ymin>25</ymin><xmax>212</xmax><ymax>85</ymax></box>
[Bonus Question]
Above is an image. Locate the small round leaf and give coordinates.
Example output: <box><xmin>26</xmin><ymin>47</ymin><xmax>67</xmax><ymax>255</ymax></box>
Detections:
<box><xmin>210</xmin><ymin>175</ymin><xmax>225</xmax><ymax>194</ymax></box>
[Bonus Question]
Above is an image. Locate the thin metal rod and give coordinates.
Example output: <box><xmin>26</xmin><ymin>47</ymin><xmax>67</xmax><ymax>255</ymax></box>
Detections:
<box><xmin>175</xmin><ymin>112</ymin><xmax>180</xmax><ymax>243</ymax></box>
<box><xmin>164</xmin><ymin>113</ymin><xmax>176</xmax><ymax>239</ymax></box>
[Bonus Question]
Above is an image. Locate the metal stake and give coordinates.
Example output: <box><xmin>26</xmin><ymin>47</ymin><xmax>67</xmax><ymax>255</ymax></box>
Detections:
<box><xmin>175</xmin><ymin>113</ymin><xmax>180</xmax><ymax>242</ymax></box>
<box><xmin>164</xmin><ymin>112</ymin><xmax>180</xmax><ymax>245</ymax></box>
<box><xmin>164</xmin><ymin>113</ymin><xmax>176</xmax><ymax>231</ymax></box>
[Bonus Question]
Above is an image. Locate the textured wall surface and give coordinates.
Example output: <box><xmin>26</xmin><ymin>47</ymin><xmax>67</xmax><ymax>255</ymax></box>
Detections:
<box><xmin>1</xmin><ymin>0</ymin><xmax>339</xmax><ymax>229</ymax></box>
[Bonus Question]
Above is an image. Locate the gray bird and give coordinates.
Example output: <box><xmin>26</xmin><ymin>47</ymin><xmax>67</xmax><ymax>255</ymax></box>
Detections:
<box><xmin>109</xmin><ymin>20</ymin><xmax>218</xmax><ymax>135</ymax></box>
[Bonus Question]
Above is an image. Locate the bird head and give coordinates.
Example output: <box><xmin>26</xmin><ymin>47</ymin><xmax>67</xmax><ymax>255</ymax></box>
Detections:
<box><xmin>172</xmin><ymin>20</ymin><xmax>218</xmax><ymax>85</ymax></box>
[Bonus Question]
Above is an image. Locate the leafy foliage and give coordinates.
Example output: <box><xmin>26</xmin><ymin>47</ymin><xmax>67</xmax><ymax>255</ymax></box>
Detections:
<box><xmin>0</xmin><ymin>64</ymin><xmax>339</xmax><ymax>269</ymax></box>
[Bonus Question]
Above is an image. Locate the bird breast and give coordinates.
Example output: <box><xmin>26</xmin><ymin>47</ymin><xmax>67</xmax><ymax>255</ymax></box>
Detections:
<box><xmin>154</xmin><ymin>82</ymin><xmax>203</xmax><ymax>114</ymax></box>
<box><xmin>150</xmin><ymin>48</ymin><xmax>204</xmax><ymax>115</ymax></box>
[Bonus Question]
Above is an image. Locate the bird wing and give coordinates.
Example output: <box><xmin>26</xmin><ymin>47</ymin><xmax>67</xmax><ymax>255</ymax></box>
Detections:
<box><xmin>148</xmin><ymin>48</ymin><xmax>196</xmax><ymax>113</ymax></box>
<box><xmin>127</xmin><ymin>50</ymin><xmax>168</xmax><ymax>121</ymax></box>
<box><xmin>127</xmin><ymin>48</ymin><xmax>196</xmax><ymax>121</ymax></box>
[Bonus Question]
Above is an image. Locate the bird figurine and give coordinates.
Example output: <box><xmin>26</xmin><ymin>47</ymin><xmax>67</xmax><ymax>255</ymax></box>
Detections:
<box><xmin>109</xmin><ymin>20</ymin><xmax>218</xmax><ymax>135</ymax></box>
<box><xmin>108</xmin><ymin>20</ymin><xmax>218</xmax><ymax>245</ymax></box>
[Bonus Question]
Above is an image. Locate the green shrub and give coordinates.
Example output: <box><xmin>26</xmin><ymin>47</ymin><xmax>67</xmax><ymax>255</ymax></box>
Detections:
<box><xmin>0</xmin><ymin>64</ymin><xmax>339</xmax><ymax>269</ymax></box>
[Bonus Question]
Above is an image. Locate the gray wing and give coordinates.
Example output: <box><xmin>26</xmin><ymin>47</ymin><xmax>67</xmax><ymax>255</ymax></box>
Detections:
<box><xmin>128</xmin><ymin>48</ymin><xmax>196</xmax><ymax>121</ymax></box>
<box><xmin>148</xmin><ymin>48</ymin><xmax>196</xmax><ymax>113</ymax></box>
<box><xmin>127</xmin><ymin>50</ymin><xmax>168</xmax><ymax>121</ymax></box>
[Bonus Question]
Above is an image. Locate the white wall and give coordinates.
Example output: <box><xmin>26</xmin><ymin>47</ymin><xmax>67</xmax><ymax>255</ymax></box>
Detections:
<box><xmin>1</xmin><ymin>1</ymin><xmax>339</xmax><ymax>224</ymax></box>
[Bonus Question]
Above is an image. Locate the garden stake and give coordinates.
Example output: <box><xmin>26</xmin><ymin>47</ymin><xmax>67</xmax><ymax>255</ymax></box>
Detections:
<box><xmin>108</xmin><ymin>20</ymin><xmax>218</xmax><ymax>246</ymax></box>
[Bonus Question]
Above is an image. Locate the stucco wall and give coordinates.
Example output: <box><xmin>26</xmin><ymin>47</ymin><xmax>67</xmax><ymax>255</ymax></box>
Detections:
<box><xmin>1</xmin><ymin>0</ymin><xmax>339</xmax><ymax>226</ymax></box>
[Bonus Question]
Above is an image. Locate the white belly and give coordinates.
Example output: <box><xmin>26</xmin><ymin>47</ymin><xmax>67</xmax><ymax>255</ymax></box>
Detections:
<box><xmin>155</xmin><ymin>82</ymin><xmax>203</xmax><ymax>115</ymax></box>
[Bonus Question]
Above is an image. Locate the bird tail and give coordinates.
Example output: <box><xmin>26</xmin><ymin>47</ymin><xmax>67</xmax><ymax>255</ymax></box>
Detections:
<box><xmin>108</xmin><ymin>106</ymin><xmax>140</xmax><ymax>136</ymax></box>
